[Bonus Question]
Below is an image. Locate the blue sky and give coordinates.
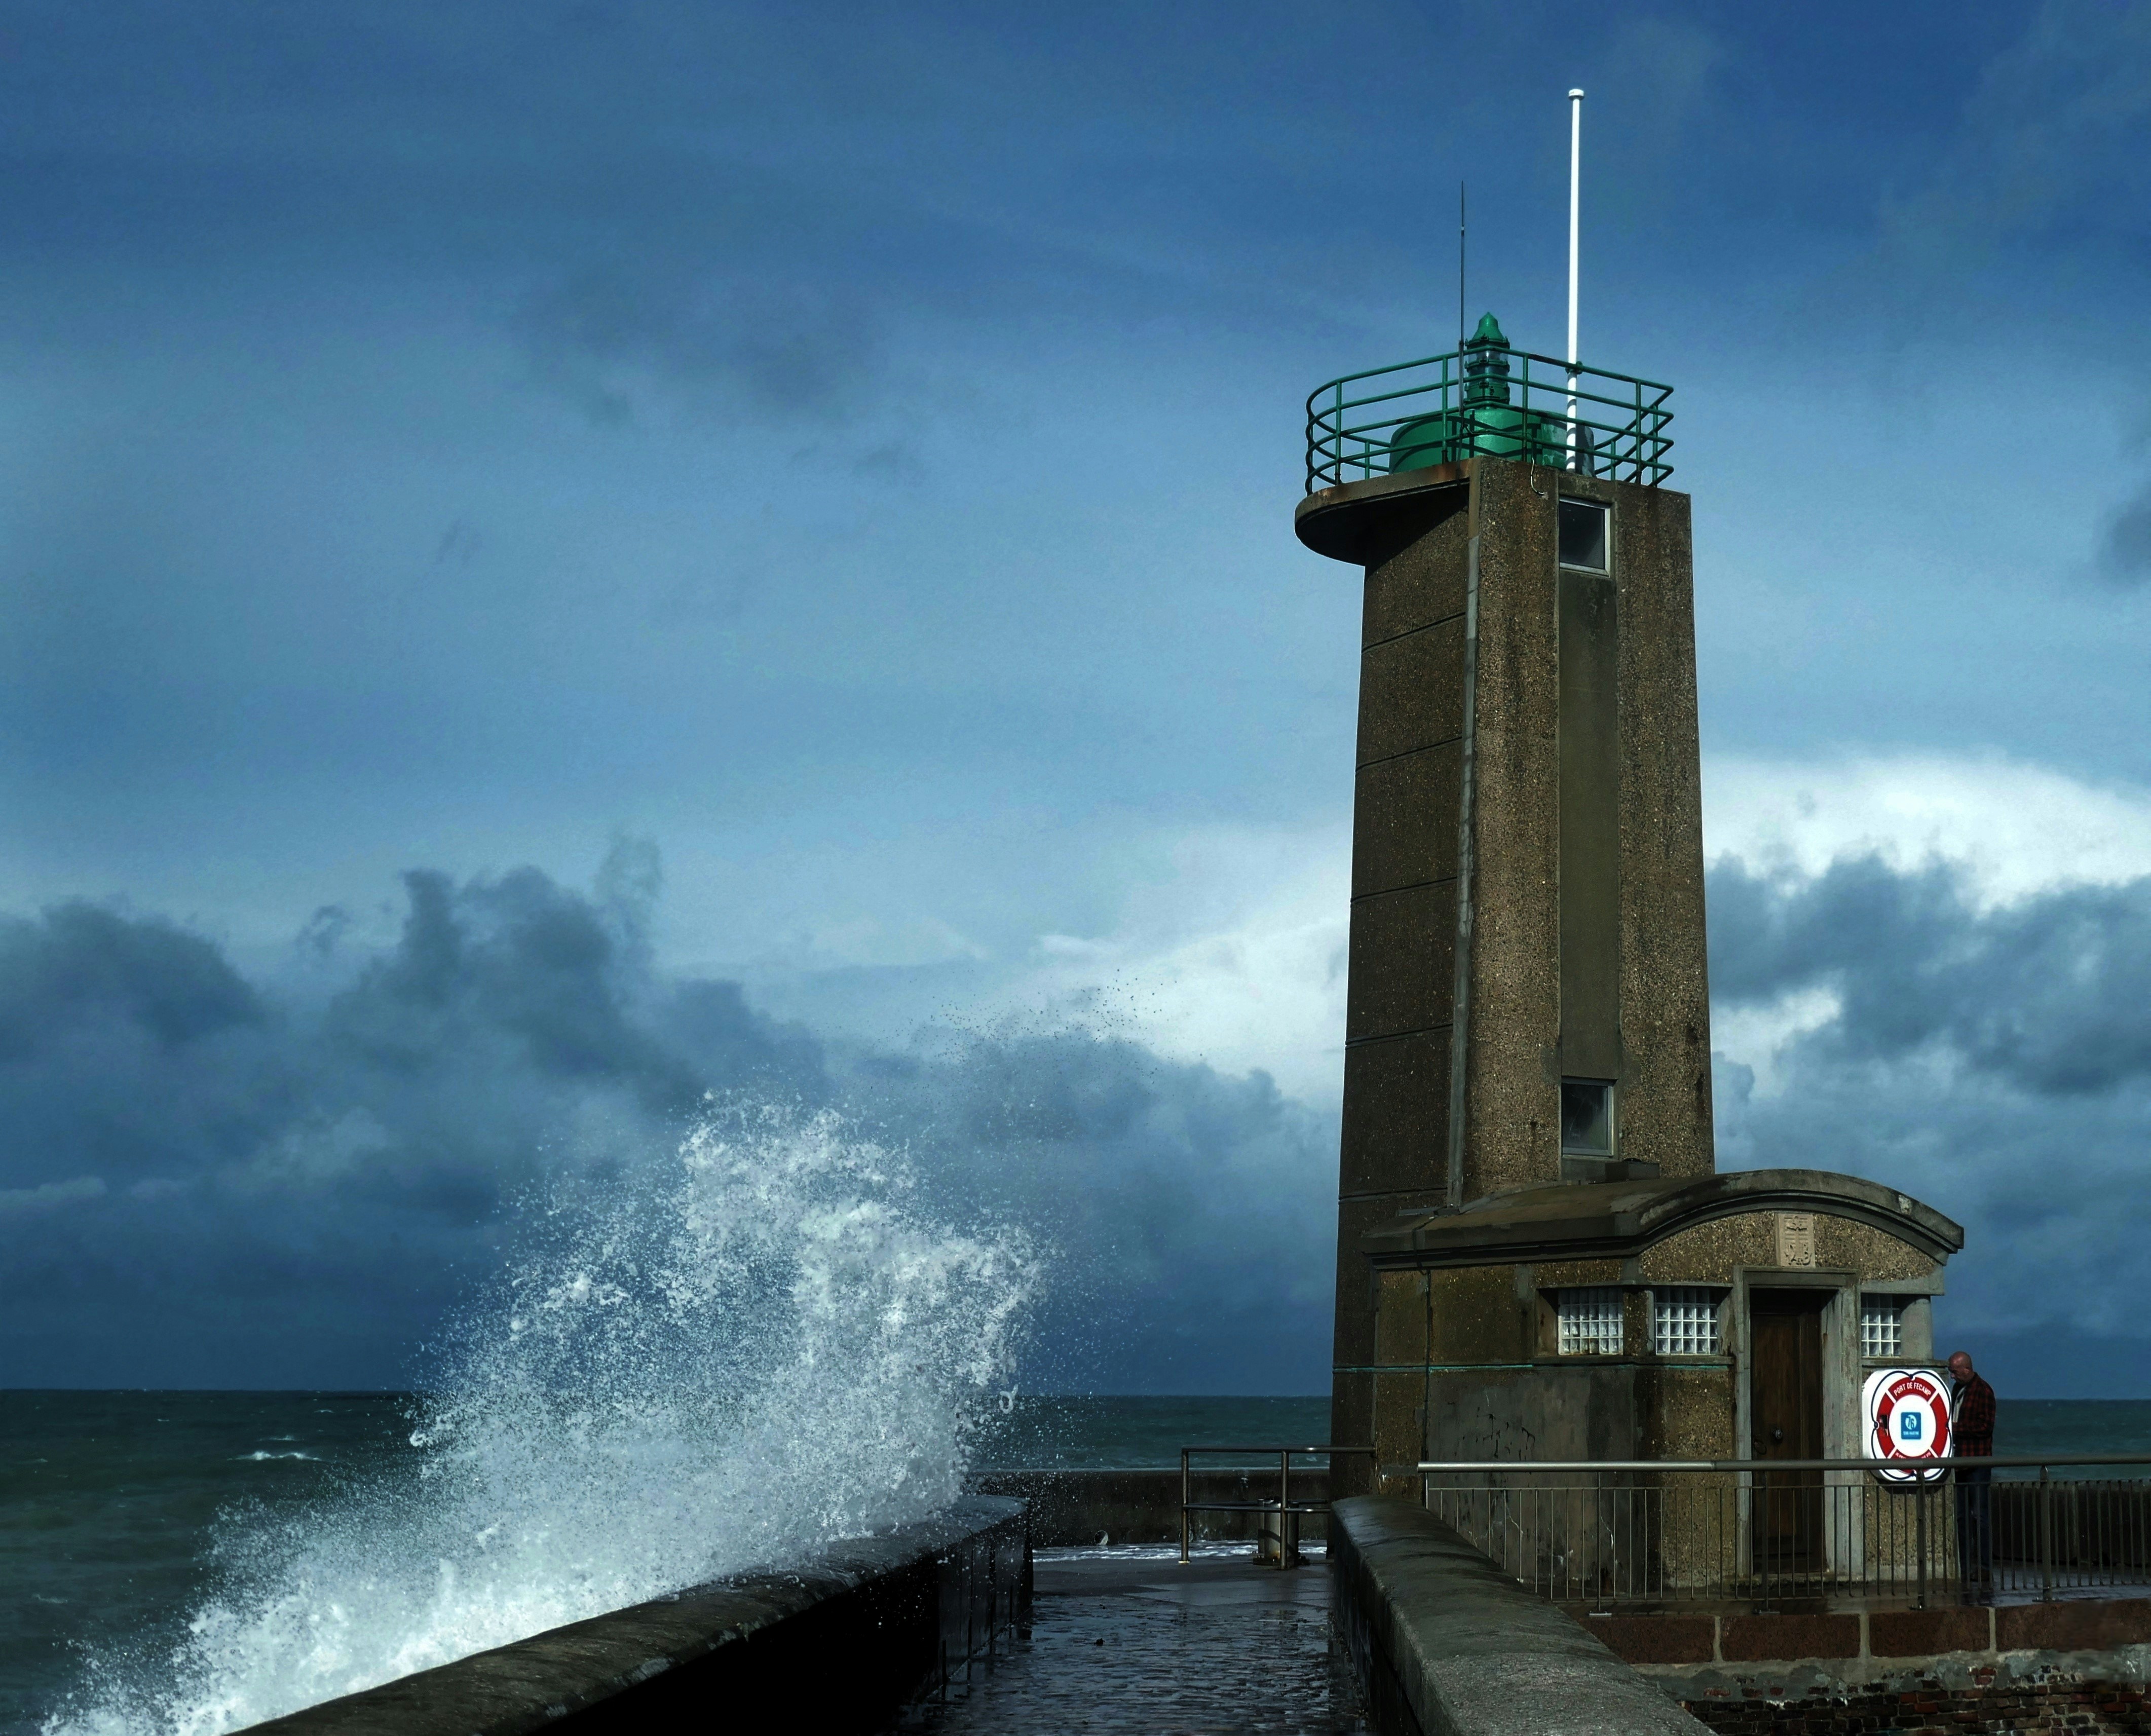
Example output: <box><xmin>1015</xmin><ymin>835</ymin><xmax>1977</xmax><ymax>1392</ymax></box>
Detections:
<box><xmin>1</xmin><ymin>0</ymin><xmax>2148</xmax><ymax>1395</ymax></box>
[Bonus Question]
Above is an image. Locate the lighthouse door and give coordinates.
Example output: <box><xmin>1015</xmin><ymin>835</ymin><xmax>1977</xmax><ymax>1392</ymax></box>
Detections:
<box><xmin>1750</xmin><ymin>1289</ymin><xmax>1827</xmax><ymax>1572</ymax></box>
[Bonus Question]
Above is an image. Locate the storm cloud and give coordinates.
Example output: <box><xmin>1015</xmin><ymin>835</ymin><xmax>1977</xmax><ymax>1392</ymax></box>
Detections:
<box><xmin>0</xmin><ymin>854</ymin><xmax>816</xmax><ymax>1386</ymax></box>
<box><xmin>1710</xmin><ymin>854</ymin><xmax>2151</xmax><ymax>1096</ymax></box>
<box><xmin>0</xmin><ymin>854</ymin><xmax>1334</xmax><ymax>1392</ymax></box>
<box><xmin>1709</xmin><ymin>853</ymin><xmax>2151</xmax><ymax>1394</ymax></box>
<box><xmin>2</xmin><ymin>841</ymin><xmax>2148</xmax><ymax>1395</ymax></box>
<box><xmin>2104</xmin><ymin>481</ymin><xmax>2151</xmax><ymax>586</ymax></box>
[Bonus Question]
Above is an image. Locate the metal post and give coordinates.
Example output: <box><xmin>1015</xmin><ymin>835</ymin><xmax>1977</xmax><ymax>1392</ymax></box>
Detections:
<box><xmin>1180</xmin><ymin>1448</ymin><xmax>1190</xmax><ymax>1565</ymax></box>
<box><xmin>1565</xmin><ymin>87</ymin><xmax>1583</xmax><ymax>468</ymax></box>
<box><xmin>1916</xmin><ymin>1476</ymin><xmax>1930</xmax><ymax>1610</ymax></box>
<box><xmin>1596</xmin><ymin>1468</ymin><xmax>1612</xmax><ymax>1613</ymax></box>
<box><xmin>1280</xmin><ymin>1449</ymin><xmax>1292</xmax><ymax>1570</ymax></box>
<box><xmin>1757</xmin><ymin>1467</ymin><xmax>1771</xmax><ymax>1612</ymax></box>
<box><xmin>2041</xmin><ymin>1463</ymin><xmax>2054</xmax><ymax>1602</ymax></box>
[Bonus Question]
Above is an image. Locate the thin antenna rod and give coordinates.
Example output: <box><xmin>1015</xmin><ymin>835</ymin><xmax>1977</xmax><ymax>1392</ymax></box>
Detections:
<box><xmin>1458</xmin><ymin>180</ymin><xmax>1466</xmax><ymax>354</ymax></box>
<box><xmin>1565</xmin><ymin>88</ymin><xmax>1584</xmax><ymax>468</ymax></box>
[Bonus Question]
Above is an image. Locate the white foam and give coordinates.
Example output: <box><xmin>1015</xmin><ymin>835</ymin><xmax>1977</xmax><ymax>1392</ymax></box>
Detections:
<box><xmin>47</xmin><ymin>1102</ymin><xmax>1039</xmax><ymax>1736</ymax></box>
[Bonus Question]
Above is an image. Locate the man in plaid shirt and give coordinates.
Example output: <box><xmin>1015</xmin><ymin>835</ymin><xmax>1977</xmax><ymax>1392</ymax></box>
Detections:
<box><xmin>1949</xmin><ymin>1350</ymin><xmax>1997</xmax><ymax>1598</ymax></box>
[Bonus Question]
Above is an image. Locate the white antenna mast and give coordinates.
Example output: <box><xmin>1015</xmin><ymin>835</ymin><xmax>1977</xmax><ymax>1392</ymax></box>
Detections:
<box><xmin>1566</xmin><ymin>88</ymin><xmax>1583</xmax><ymax>469</ymax></box>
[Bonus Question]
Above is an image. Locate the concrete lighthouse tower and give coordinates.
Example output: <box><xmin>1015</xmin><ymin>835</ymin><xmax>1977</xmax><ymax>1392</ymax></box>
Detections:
<box><xmin>1296</xmin><ymin>316</ymin><xmax>1964</xmax><ymax>1509</ymax></box>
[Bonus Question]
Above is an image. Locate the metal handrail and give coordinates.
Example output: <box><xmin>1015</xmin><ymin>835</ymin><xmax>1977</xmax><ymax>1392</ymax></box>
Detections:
<box><xmin>1304</xmin><ymin>346</ymin><xmax>1674</xmax><ymax>493</ymax></box>
<box><xmin>1413</xmin><ymin>1456</ymin><xmax>2151</xmax><ymax>1473</ymax></box>
<box><xmin>1179</xmin><ymin>1443</ymin><xmax>1376</xmax><ymax>1566</ymax></box>
<box><xmin>1407</xmin><ymin>1454</ymin><xmax>2151</xmax><ymax>1612</ymax></box>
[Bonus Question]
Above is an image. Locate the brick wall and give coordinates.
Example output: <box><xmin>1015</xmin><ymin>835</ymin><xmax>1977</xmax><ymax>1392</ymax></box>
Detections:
<box><xmin>1589</xmin><ymin>1599</ymin><xmax>2151</xmax><ymax>1667</ymax></box>
<box><xmin>1584</xmin><ymin>1599</ymin><xmax>2151</xmax><ymax>1736</ymax></box>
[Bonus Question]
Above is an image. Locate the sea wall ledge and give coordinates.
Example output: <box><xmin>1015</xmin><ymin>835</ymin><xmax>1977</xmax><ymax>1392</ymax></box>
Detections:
<box><xmin>1330</xmin><ymin>1494</ymin><xmax>1709</xmax><ymax>1736</ymax></box>
<box><xmin>240</xmin><ymin>1495</ymin><xmax>1027</xmax><ymax>1736</ymax></box>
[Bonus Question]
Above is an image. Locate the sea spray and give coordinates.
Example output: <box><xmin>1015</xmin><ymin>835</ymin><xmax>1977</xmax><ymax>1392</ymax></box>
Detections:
<box><xmin>47</xmin><ymin>1103</ymin><xmax>1039</xmax><ymax>1736</ymax></box>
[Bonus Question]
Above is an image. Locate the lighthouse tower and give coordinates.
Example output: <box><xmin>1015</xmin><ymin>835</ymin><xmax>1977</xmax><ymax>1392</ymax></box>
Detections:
<box><xmin>1297</xmin><ymin>321</ymin><xmax>1963</xmax><ymax>1509</ymax></box>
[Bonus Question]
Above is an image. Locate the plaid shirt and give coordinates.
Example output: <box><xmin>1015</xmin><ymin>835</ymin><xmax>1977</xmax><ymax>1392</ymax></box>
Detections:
<box><xmin>1952</xmin><ymin>1373</ymin><xmax>1996</xmax><ymax>1458</ymax></box>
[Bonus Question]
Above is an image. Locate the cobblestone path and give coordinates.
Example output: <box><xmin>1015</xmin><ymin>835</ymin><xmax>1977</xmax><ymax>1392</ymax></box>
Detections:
<box><xmin>903</xmin><ymin>1549</ymin><xmax>1369</xmax><ymax>1735</ymax></box>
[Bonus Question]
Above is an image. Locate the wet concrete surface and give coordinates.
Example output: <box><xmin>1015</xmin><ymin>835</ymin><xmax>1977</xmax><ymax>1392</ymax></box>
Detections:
<box><xmin>901</xmin><ymin>1548</ymin><xmax>1369</xmax><ymax>1735</ymax></box>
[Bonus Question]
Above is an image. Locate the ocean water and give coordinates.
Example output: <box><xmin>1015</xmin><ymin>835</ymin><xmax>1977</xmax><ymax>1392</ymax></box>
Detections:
<box><xmin>1</xmin><ymin>1394</ymin><xmax>414</xmax><ymax>1736</ymax></box>
<box><xmin>0</xmin><ymin>1388</ymin><xmax>1326</xmax><ymax>1735</ymax></box>
<box><xmin>3</xmin><ymin>1105</ymin><xmax>1040</xmax><ymax>1736</ymax></box>
<box><xmin>8</xmin><ymin>1392</ymin><xmax>2148</xmax><ymax>1734</ymax></box>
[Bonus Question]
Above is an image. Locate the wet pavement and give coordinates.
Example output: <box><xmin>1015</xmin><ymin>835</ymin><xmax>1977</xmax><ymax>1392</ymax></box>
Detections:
<box><xmin>902</xmin><ymin>1547</ymin><xmax>1369</xmax><ymax>1735</ymax></box>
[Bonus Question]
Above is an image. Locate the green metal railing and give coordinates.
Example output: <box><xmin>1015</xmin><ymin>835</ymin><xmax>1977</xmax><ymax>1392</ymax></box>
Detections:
<box><xmin>1305</xmin><ymin>321</ymin><xmax>1673</xmax><ymax>493</ymax></box>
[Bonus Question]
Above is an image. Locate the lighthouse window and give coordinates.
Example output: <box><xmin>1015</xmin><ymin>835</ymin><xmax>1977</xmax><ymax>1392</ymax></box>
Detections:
<box><xmin>1560</xmin><ymin>1078</ymin><xmax>1615</xmax><ymax>1155</ymax></box>
<box><xmin>1653</xmin><ymin>1288</ymin><xmax>1723</xmax><ymax>1356</ymax></box>
<box><xmin>1861</xmin><ymin>1296</ymin><xmax>1907</xmax><ymax>1361</ymax></box>
<box><xmin>1557</xmin><ymin>1288</ymin><xmax>1624</xmax><ymax>1355</ymax></box>
<box><xmin>1558</xmin><ymin>498</ymin><xmax>1609</xmax><ymax>571</ymax></box>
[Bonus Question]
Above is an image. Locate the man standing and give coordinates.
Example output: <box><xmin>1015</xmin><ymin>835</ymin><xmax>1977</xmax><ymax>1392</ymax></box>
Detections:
<box><xmin>1949</xmin><ymin>1350</ymin><xmax>1997</xmax><ymax>1598</ymax></box>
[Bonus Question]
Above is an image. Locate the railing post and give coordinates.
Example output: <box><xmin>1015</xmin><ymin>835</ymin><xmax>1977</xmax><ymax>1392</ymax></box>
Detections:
<box><xmin>1754</xmin><ymin>1467</ymin><xmax>1767</xmax><ymax>1613</ymax></box>
<box><xmin>1180</xmin><ymin>1448</ymin><xmax>1190</xmax><ymax>1566</ymax></box>
<box><xmin>1280</xmin><ymin>1449</ymin><xmax>1292</xmax><ymax>1570</ymax></box>
<box><xmin>2041</xmin><ymin>1463</ymin><xmax>2054</xmax><ymax>1602</ymax></box>
<box><xmin>1916</xmin><ymin>1475</ymin><xmax>1930</xmax><ymax>1610</ymax></box>
<box><xmin>1601</xmin><ymin>1468</ymin><xmax>1616</xmax><ymax>1612</ymax></box>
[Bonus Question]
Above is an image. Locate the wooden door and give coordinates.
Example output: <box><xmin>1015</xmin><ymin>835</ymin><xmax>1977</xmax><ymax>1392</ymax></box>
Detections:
<box><xmin>1750</xmin><ymin>1290</ymin><xmax>1826</xmax><ymax>1570</ymax></box>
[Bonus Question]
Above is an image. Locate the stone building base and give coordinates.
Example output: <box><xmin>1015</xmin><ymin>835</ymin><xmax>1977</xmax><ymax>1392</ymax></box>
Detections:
<box><xmin>1679</xmin><ymin>1674</ymin><xmax>2151</xmax><ymax>1735</ymax></box>
<box><xmin>1602</xmin><ymin>1603</ymin><xmax>2151</xmax><ymax>1735</ymax></box>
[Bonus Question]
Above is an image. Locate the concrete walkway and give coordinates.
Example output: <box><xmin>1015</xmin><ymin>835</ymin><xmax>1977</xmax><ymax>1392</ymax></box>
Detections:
<box><xmin>902</xmin><ymin>1548</ymin><xmax>1369</xmax><ymax>1735</ymax></box>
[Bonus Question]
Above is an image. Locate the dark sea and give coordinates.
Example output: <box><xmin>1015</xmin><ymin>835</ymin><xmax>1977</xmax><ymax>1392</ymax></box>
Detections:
<box><xmin>4</xmin><ymin>1391</ymin><xmax>2146</xmax><ymax>1736</ymax></box>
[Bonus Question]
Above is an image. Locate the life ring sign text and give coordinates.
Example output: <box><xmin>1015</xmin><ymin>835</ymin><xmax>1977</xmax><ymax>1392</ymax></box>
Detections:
<box><xmin>1863</xmin><ymin>1368</ymin><xmax>1953</xmax><ymax>1483</ymax></box>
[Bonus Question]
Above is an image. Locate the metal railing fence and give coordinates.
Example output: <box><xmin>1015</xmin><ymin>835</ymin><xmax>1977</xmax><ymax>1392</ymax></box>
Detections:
<box><xmin>1305</xmin><ymin>348</ymin><xmax>1674</xmax><ymax>493</ymax></box>
<box><xmin>1178</xmin><ymin>1444</ymin><xmax>1375</xmax><ymax>1565</ymax></box>
<box><xmin>1410</xmin><ymin>1457</ymin><xmax>2151</xmax><ymax>1611</ymax></box>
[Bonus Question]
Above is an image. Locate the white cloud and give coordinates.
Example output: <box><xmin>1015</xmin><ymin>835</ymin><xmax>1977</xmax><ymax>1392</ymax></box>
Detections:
<box><xmin>1709</xmin><ymin>985</ymin><xmax>1841</xmax><ymax>1099</ymax></box>
<box><xmin>1704</xmin><ymin>752</ymin><xmax>2151</xmax><ymax>908</ymax></box>
<box><xmin>1080</xmin><ymin>756</ymin><xmax>2151</xmax><ymax>1102</ymax></box>
<box><xmin>997</xmin><ymin>821</ymin><xmax>1351</xmax><ymax>1103</ymax></box>
<box><xmin>779</xmin><ymin>912</ymin><xmax>992</xmax><ymax>971</ymax></box>
<box><xmin>1702</xmin><ymin>751</ymin><xmax>2151</xmax><ymax>1103</ymax></box>
<box><xmin>0</xmin><ymin>1176</ymin><xmax>106</xmax><ymax>1217</ymax></box>
<box><xmin>739</xmin><ymin>756</ymin><xmax>2151</xmax><ymax>1115</ymax></box>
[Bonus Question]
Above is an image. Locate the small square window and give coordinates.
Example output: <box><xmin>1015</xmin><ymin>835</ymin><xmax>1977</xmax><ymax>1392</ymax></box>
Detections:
<box><xmin>1861</xmin><ymin>1297</ymin><xmax>1906</xmax><ymax>1360</ymax></box>
<box><xmin>1653</xmin><ymin>1288</ymin><xmax>1722</xmax><ymax>1356</ymax></box>
<box><xmin>1558</xmin><ymin>498</ymin><xmax>1609</xmax><ymax>571</ymax></box>
<box><xmin>1561</xmin><ymin>1079</ymin><xmax>1614</xmax><ymax>1155</ymax></box>
<box><xmin>1558</xmin><ymin>1288</ymin><xmax>1623</xmax><ymax>1355</ymax></box>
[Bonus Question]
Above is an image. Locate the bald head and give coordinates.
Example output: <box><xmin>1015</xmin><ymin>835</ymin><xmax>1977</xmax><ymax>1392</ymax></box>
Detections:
<box><xmin>1948</xmin><ymin>1351</ymin><xmax>1975</xmax><ymax>1379</ymax></box>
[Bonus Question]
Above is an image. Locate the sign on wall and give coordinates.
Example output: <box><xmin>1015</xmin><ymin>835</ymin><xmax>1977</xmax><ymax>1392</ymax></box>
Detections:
<box><xmin>1774</xmin><ymin>1212</ymin><xmax>1817</xmax><ymax>1267</ymax></box>
<box><xmin>1863</xmin><ymin>1367</ymin><xmax>1953</xmax><ymax>1483</ymax></box>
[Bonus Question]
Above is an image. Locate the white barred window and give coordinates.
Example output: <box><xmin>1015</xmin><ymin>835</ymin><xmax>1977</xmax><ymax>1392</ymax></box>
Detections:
<box><xmin>1653</xmin><ymin>1288</ymin><xmax>1721</xmax><ymax>1356</ymax></box>
<box><xmin>1557</xmin><ymin>1288</ymin><xmax>1623</xmax><ymax>1356</ymax></box>
<box><xmin>1861</xmin><ymin>1296</ymin><xmax>1906</xmax><ymax>1360</ymax></box>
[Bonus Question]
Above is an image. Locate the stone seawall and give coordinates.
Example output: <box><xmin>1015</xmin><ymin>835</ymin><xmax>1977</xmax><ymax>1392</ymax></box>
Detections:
<box><xmin>238</xmin><ymin>1497</ymin><xmax>1027</xmax><ymax>1735</ymax></box>
<box><xmin>1329</xmin><ymin>1494</ymin><xmax>1708</xmax><ymax>1736</ymax></box>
